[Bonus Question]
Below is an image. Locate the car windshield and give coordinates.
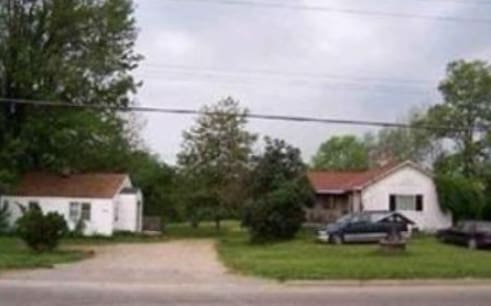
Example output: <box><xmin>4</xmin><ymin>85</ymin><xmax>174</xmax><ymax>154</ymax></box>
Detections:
<box><xmin>457</xmin><ymin>221</ymin><xmax>476</xmax><ymax>232</ymax></box>
<box><xmin>335</xmin><ymin>212</ymin><xmax>377</xmax><ymax>225</ymax></box>
<box><xmin>476</xmin><ymin>222</ymin><xmax>491</xmax><ymax>232</ymax></box>
<box><xmin>365</xmin><ymin>212</ymin><xmax>388</xmax><ymax>223</ymax></box>
<box><xmin>336</xmin><ymin>214</ymin><xmax>354</xmax><ymax>224</ymax></box>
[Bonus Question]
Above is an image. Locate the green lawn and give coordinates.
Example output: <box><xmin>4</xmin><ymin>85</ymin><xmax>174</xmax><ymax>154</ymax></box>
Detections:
<box><xmin>63</xmin><ymin>221</ymin><xmax>237</xmax><ymax>245</ymax></box>
<box><xmin>216</xmin><ymin>227</ymin><xmax>491</xmax><ymax>280</ymax></box>
<box><xmin>0</xmin><ymin>237</ymin><xmax>88</xmax><ymax>271</ymax></box>
<box><xmin>163</xmin><ymin>220</ymin><xmax>241</xmax><ymax>239</ymax></box>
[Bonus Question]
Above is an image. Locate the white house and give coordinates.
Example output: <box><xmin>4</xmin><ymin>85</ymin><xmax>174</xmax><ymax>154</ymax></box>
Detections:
<box><xmin>306</xmin><ymin>161</ymin><xmax>452</xmax><ymax>232</ymax></box>
<box><xmin>1</xmin><ymin>172</ymin><xmax>143</xmax><ymax>236</ymax></box>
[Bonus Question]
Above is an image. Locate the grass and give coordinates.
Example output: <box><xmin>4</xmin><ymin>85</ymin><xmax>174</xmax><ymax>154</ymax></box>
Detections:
<box><xmin>63</xmin><ymin>232</ymin><xmax>168</xmax><ymax>245</ymax></box>
<box><xmin>163</xmin><ymin>220</ymin><xmax>241</xmax><ymax>239</ymax></box>
<box><xmin>5</xmin><ymin>221</ymin><xmax>491</xmax><ymax>280</ymax></box>
<box><xmin>0</xmin><ymin>236</ymin><xmax>88</xmax><ymax>271</ymax></box>
<box><xmin>140</xmin><ymin>221</ymin><xmax>491</xmax><ymax>280</ymax></box>
<box><xmin>63</xmin><ymin>221</ymin><xmax>239</xmax><ymax>245</ymax></box>
<box><xmin>215</xmin><ymin>225</ymin><xmax>491</xmax><ymax>280</ymax></box>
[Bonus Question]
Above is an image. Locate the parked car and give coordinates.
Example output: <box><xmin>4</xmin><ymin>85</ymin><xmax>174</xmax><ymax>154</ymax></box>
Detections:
<box><xmin>437</xmin><ymin>221</ymin><xmax>491</xmax><ymax>249</ymax></box>
<box><xmin>317</xmin><ymin>211</ymin><xmax>413</xmax><ymax>244</ymax></box>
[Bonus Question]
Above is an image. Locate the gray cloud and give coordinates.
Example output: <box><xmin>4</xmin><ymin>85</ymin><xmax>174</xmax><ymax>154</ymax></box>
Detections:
<box><xmin>133</xmin><ymin>0</ymin><xmax>491</xmax><ymax>164</ymax></box>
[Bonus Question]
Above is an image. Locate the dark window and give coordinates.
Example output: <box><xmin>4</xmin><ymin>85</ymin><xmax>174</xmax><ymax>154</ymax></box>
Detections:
<box><xmin>28</xmin><ymin>201</ymin><xmax>39</xmax><ymax>211</ymax></box>
<box><xmin>81</xmin><ymin>203</ymin><xmax>91</xmax><ymax>221</ymax></box>
<box><xmin>416</xmin><ymin>195</ymin><xmax>424</xmax><ymax>211</ymax></box>
<box><xmin>69</xmin><ymin>202</ymin><xmax>80</xmax><ymax>221</ymax></box>
<box><xmin>389</xmin><ymin>195</ymin><xmax>396</xmax><ymax>211</ymax></box>
<box><xmin>389</xmin><ymin>194</ymin><xmax>422</xmax><ymax>211</ymax></box>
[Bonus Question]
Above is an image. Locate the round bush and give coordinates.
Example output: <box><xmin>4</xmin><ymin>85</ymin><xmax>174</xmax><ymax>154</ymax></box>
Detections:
<box><xmin>242</xmin><ymin>183</ymin><xmax>306</xmax><ymax>243</ymax></box>
<box><xmin>16</xmin><ymin>206</ymin><xmax>68</xmax><ymax>252</ymax></box>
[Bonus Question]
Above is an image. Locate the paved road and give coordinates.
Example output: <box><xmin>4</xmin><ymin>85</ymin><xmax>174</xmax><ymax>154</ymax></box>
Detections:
<box><xmin>1</xmin><ymin>240</ymin><xmax>491</xmax><ymax>306</ymax></box>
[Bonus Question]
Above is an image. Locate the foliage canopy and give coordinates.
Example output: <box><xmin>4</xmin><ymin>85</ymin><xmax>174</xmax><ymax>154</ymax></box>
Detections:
<box><xmin>311</xmin><ymin>135</ymin><xmax>369</xmax><ymax>171</ymax></box>
<box><xmin>178</xmin><ymin>97</ymin><xmax>257</xmax><ymax>228</ymax></box>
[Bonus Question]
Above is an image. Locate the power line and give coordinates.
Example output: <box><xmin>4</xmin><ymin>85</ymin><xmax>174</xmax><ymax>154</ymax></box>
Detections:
<box><xmin>163</xmin><ymin>0</ymin><xmax>491</xmax><ymax>24</ymax></box>
<box><xmin>136</xmin><ymin>65</ymin><xmax>435</xmax><ymax>96</ymax></box>
<box><xmin>0</xmin><ymin>97</ymin><xmax>485</xmax><ymax>132</ymax></box>
<box><xmin>136</xmin><ymin>71</ymin><xmax>432</xmax><ymax>96</ymax></box>
<box><xmin>140</xmin><ymin>63</ymin><xmax>436</xmax><ymax>85</ymax></box>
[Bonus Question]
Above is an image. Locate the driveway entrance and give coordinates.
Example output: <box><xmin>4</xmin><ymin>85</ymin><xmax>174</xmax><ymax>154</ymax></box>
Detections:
<box><xmin>3</xmin><ymin>240</ymin><xmax>262</xmax><ymax>287</ymax></box>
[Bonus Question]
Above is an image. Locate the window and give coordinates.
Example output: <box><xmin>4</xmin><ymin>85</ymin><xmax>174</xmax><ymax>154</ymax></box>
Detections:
<box><xmin>81</xmin><ymin>203</ymin><xmax>91</xmax><ymax>221</ymax></box>
<box><xmin>69</xmin><ymin>202</ymin><xmax>80</xmax><ymax>221</ymax></box>
<box><xmin>389</xmin><ymin>194</ymin><xmax>423</xmax><ymax>211</ymax></box>
<box><xmin>458</xmin><ymin>221</ymin><xmax>476</xmax><ymax>232</ymax></box>
<box><xmin>476</xmin><ymin>222</ymin><xmax>491</xmax><ymax>233</ymax></box>
<box><xmin>28</xmin><ymin>201</ymin><xmax>39</xmax><ymax>210</ymax></box>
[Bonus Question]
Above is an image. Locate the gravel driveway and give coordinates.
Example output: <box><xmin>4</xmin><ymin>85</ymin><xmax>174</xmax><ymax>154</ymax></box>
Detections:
<box><xmin>3</xmin><ymin>240</ymin><xmax>262</xmax><ymax>287</ymax></box>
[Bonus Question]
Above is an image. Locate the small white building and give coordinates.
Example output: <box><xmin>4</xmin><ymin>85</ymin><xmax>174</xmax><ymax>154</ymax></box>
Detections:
<box><xmin>307</xmin><ymin>161</ymin><xmax>452</xmax><ymax>232</ymax></box>
<box><xmin>1</xmin><ymin>172</ymin><xmax>143</xmax><ymax>236</ymax></box>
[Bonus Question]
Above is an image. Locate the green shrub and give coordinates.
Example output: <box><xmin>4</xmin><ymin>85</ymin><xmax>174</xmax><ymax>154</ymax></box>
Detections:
<box><xmin>16</xmin><ymin>205</ymin><xmax>68</xmax><ymax>252</ymax></box>
<box><xmin>435</xmin><ymin>175</ymin><xmax>486</xmax><ymax>222</ymax></box>
<box><xmin>242</xmin><ymin>182</ymin><xmax>307</xmax><ymax>243</ymax></box>
<box><xmin>242</xmin><ymin>137</ymin><xmax>314</xmax><ymax>242</ymax></box>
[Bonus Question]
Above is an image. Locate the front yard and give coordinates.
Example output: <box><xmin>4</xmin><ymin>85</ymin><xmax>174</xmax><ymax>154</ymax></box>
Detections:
<box><xmin>0</xmin><ymin>237</ymin><xmax>88</xmax><ymax>271</ymax></box>
<box><xmin>3</xmin><ymin>221</ymin><xmax>491</xmax><ymax>280</ymax></box>
<box><xmin>214</xmin><ymin>225</ymin><xmax>491</xmax><ymax>280</ymax></box>
<box><xmin>0</xmin><ymin>224</ymin><xmax>211</xmax><ymax>271</ymax></box>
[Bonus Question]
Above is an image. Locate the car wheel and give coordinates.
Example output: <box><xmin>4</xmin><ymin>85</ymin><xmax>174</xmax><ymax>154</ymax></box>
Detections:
<box><xmin>467</xmin><ymin>238</ymin><xmax>478</xmax><ymax>250</ymax></box>
<box><xmin>331</xmin><ymin>234</ymin><xmax>343</xmax><ymax>245</ymax></box>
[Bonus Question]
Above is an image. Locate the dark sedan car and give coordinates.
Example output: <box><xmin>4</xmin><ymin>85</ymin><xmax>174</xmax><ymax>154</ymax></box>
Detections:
<box><xmin>437</xmin><ymin>221</ymin><xmax>491</xmax><ymax>249</ymax></box>
<box><xmin>317</xmin><ymin>211</ymin><xmax>413</xmax><ymax>244</ymax></box>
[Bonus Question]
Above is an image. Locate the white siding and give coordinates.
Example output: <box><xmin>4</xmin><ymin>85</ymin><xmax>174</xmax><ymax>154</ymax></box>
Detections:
<box><xmin>1</xmin><ymin>196</ymin><xmax>115</xmax><ymax>236</ymax></box>
<box><xmin>114</xmin><ymin>191</ymin><xmax>143</xmax><ymax>232</ymax></box>
<box><xmin>361</xmin><ymin>166</ymin><xmax>452</xmax><ymax>232</ymax></box>
<box><xmin>119</xmin><ymin>177</ymin><xmax>133</xmax><ymax>191</ymax></box>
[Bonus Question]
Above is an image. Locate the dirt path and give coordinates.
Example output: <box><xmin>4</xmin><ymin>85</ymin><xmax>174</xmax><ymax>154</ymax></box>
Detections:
<box><xmin>3</xmin><ymin>240</ymin><xmax>263</xmax><ymax>287</ymax></box>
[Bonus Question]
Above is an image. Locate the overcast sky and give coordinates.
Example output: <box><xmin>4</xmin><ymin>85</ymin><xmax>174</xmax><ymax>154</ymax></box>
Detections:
<box><xmin>132</xmin><ymin>0</ymin><xmax>491</xmax><ymax>164</ymax></box>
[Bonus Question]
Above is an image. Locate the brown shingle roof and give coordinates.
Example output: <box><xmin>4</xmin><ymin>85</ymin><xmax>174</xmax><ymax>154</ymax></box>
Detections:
<box><xmin>307</xmin><ymin>162</ymin><xmax>402</xmax><ymax>193</ymax></box>
<box><xmin>12</xmin><ymin>173</ymin><xmax>128</xmax><ymax>199</ymax></box>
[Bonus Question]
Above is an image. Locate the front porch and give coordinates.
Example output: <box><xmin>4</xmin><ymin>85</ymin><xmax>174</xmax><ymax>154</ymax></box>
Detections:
<box><xmin>305</xmin><ymin>192</ymin><xmax>361</xmax><ymax>223</ymax></box>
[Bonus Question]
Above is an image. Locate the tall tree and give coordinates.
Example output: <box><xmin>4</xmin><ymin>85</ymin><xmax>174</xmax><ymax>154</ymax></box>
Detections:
<box><xmin>0</xmin><ymin>0</ymin><xmax>142</xmax><ymax>180</ymax></box>
<box><xmin>178</xmin><ymin>97</ymin><xmax>257</xmax><ymax>229</ymax></box>
<box><xmin>311</xmin><ymin>135</ymin><xmax>369</xmax><ymax>171</ymax></box>
<box><xmin>364</xmin><ymin>108</ymin><xmax>441</xmax><ymax>166</ymax></box>
<box><xmin>426</xmin><ymin>60</ymin><xmax>491</xmax><ymax>177</ymax></box>
<box><xmin>125</xmin><ymin>150</ymin><xmax>177</xmax><ymax>222</ymax></box>
<box><xmin>249</xmin><ymin>137</ymin><xmax>310</xmax><ymax>197</ymax></box>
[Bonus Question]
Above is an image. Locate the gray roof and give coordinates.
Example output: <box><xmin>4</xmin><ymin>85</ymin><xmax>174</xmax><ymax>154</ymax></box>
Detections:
<box><xmin>119</xmin><ymin>187</ymin><xmax>140</xmax><ymax>194</ymax></box>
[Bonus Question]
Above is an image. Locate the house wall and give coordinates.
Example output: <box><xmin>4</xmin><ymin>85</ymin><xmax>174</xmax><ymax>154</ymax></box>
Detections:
<box><xmin>352</xmin><ymin>191</ymin><xmax>362</xmax><ymax>212</ymax></box>
<box><xmin>114</xmin><ymin>191</ymin><xmax>143</xmax><ymax>232</ymax></box>
<box><xmin>361</xmin><ymin>166</ymin><xmax>452</xmax><ymax>232</ymax></box>
<box><xmin>1</xmin><ymin>196</ymin><xmax>115</xmax><ymax>236</ymax></box>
